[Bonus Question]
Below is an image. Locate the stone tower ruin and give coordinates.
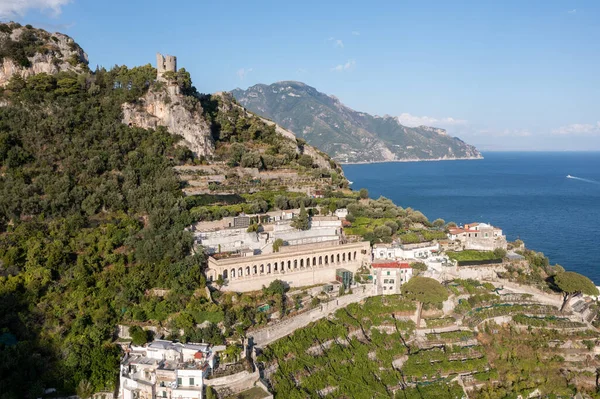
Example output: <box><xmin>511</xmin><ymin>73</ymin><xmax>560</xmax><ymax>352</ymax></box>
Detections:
<box><xmin>156</xmin><ymin>53</ymin><xmax>177</xmax><ymax>81</ymax></box>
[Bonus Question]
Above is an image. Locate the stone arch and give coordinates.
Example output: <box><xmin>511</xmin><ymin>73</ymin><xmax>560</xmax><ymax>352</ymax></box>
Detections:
<box><xmin>307</xmin><ymin>258</ymin><xmax>311</xmax><ymax>268</ymax></box>
<box><xmin>274</xmin><ymin>262</ymin><xmax>278</xmax><ymax>271</ymax></box>
<box><xmin>294</xmin><ymin>259</ymin><xmax>298</xmax><ymax>269</ymax></box>
<box><xmin>245</xmin><ymin>266</ymin><xmax>250</xmax><ymax>276</ymax></box>
<box><xmin>238</xmin><ymin>267</ymin><xmax>243</xmax><ymax>277</ymax></box>
<box><xmin>348</xmin><ymin>252</ymin><xmax>352</xmax><ymax>262</ymax></box>
<box><xmin>288</xmin><ymin>260</ymin><xmax>291</xmax><ymax>270</ymax></box>
<box><xmin>313</xmin><ymin>257</ymin><xmax>317</xmax><ymax>266</ymax></box>
<box><xmin>337</xmin><ymin>254</ymin><xmax>340</xmax><ymax>263</ymax></box>
<box><xmin>319</xmin><ymin>256</ymin><xmax>322</xmax><ymax>265</ymax></box>
<box><xmin>253</xmin><ymin>265</ymin><xmax>257</xmax><ymax>274</ymax></box>
<box><xmin>325</xmin><ymin>255</ymin><xmax>329</xmax><ymax>265</ymax></box>
<box><xmin>300</xmin><ymin>259</ymin><xmax>304</xmax><ymax>267</ymax></box>
<box><xmin>267</xmin><ymin>263</ymin><xmax>271</xmax><ymax>273</ymax></box>
<box><xmin>223</xmin><ymin>269</ymin><xmax>228</xmax><ymax>279</ymax></box>
<box><xmin>330</xmin><ymin>254</ymin><xmax>335</xmax><ymax>264</ymax></box>
<box><xmin>342</xmin><ymin>253</ymin><xmax>346</xmax><ymax>262</ymax></box>
<box><xmin>354</xmin><ymin>251</ymin><xmax>357</xmax><ymax>260</ymax></box>
<box><xmin>231</xmin><ymin>268</ymin><xmax>236</xmax><ymax>278</ymax></box>
<box><xmin>260</xmin><ymin>264</ymin><xmax>264</xmax><ymax>273</ymax></box>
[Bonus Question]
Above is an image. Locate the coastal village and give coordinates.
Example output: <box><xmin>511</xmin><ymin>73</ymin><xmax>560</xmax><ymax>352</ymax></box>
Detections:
<box><xmin>1</xmin><ymin>25</ymin><xmax>598</xmax><ymax>399</ymax></box>
<box><xmin>107</xmin><ymin>54</ymin><xmax>600</xmax><ymax>399</ymax></box>
<box><xmin>115</xmin><ymin>204</ymin><xmax>600</xmax><ymax>399</ymax></box>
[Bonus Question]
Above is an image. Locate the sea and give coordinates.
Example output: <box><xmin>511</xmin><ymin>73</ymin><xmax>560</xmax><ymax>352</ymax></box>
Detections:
<box><xmin>343</xmin><ymin>152</ymin><xmax>600</xmax><ymax>284</ymax></box>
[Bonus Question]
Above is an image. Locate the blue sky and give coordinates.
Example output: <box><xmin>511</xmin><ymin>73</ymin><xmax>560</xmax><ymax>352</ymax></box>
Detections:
<box><xmin>3</xmin><ymin>0</ymin><xmax>600</xmax><ymax>151</ymax></box>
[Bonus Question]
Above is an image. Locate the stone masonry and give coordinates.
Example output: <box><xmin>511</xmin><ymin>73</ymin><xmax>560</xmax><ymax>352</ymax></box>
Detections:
<box><xmin>156</xmin><ymin>53</ymin><xmax>177</xmax><ymax>81</ymax></box>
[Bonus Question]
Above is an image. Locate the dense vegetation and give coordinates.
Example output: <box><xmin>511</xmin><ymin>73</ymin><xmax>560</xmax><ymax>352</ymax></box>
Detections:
<box><xmin>0</xmin><ymin>64</ymin><xmax>211</xmax><ymax>396</ymax></box>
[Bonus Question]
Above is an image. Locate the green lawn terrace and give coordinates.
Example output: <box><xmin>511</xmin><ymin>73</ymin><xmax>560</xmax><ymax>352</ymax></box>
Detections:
<box><xmin>258</xmin><ymin>278</ymin><xmax>600</xmax><ymax>398</ymax></box>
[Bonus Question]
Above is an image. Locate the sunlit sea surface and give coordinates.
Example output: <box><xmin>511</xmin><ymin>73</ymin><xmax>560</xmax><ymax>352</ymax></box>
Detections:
<box><xmin>343</xmin><ymin>152</ymin><xmax>600</xmax><ymax>283</ymax></box>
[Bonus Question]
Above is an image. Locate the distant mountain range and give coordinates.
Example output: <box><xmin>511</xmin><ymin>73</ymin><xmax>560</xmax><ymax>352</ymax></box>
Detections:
<box><xmin>232</xmin><ymin>81</ymin><xmax>482</xmax><ymax>163</ymax></box>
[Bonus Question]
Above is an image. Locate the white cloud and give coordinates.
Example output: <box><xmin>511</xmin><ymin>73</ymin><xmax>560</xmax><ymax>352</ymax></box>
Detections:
<box><xmin>327</xmin><ymin>37</ymin><xmax>344</xmax><ymax>48</ymax></box>
<box><xmin>0</xmin><ymin>0</ymin><xmax>71</xmax><ymax>18</ymax></box>
<box><xmin>236</xmin><ymin>67</ymin><xmax>253</xmax><ymax>80</ymax></box>
<box><xmin>352</xmin><ymin>31</ymin><xmax>360</xmax><ymax>36</ymax></box>
<box><xmin>568</xmin><ymin>9</ymin><xmax>577</xmax><ymax>14</ymax></box>
<box><xmin>553</xmin><ymin>122</ymin><xmax>600</xmax><ymax>135</ymax></box>
<box><xmin>397</xmin><ymin>113</ymin><xmax>468</xmax><ymax>128</ymax></box>
<box><xmin>330</xmin><ymin>59</ymin><xmax>355</xmax><ymax>72</ymax></box>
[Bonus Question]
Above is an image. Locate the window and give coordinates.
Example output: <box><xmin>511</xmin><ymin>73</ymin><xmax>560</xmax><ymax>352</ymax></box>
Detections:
<box><xmin>177</xmin><ymin>377</ymin><xmax>182</xmax><ymax>386</ymax></box>
<box><xmin>384</xmin><ymin>279</ymin><xmax>389</xmax><ymax>284</ymax></box>
<box><xmin>190</xmin><ymin>377</ymin><xmax>195</xmax><ymax>385</ymax></box>
<box><xmin>162</xmin><ymin>391</ymin><xmax>167</xmax><ymax>398</ymax></box>
<box><xmin>387</xmin><ymin>271</ymin><xmax>390</xmax><ymax>276</ymax></box>
<box><xmin>389</xmin><ymin>279</ymin><xmax>394</xmax><ymax>284</ymax></box>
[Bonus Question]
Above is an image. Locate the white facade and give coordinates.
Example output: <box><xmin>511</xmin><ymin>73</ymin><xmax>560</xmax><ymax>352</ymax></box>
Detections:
<box><xmin>372</xmin><ymin>242</ymin><xmax>439</xmax><ymax>261</ymax></box>
<box><xmin>119</xmin><ymin>340</ymin><xmax>215</xmax><ymax>399</ymax></box>
<box><xmin>371</xmin><ymin>262</ymin><xmax>413</xmax><ymax>295</ymax></box>
<box><xmin>334</xmin><ymin>208</ymin><xmax>348</xmax><ymax>218</ymax></box>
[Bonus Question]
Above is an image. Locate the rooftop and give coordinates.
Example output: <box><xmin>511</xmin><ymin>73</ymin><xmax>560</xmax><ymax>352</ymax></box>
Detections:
<box><xmin>372</xmin><ymin>261</ymin><xmax>411</xmax><ymax>269</ymax></box>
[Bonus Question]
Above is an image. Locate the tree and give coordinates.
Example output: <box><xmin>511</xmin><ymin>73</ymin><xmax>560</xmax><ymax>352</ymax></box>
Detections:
<box><xmin>240</xmin><ymin>151</ymin><xmax>263</xmax><ymax>168</ymax></box>
<box><xmin>298</xmin><ymin>154</ymin><xmax>314</xmax><ymax>168</ymax></box>
<box><xmin>553</xmin><ymin>271</ymin><xmax>599</xmax><ymax>312</ymax></box>
<box><xmin>206</xmin><ymin>386</ymin><xmax>217</xmax><ymax>399</ymax></box>
<box><xmin>493</xmin><ymin>248</ymin><xmax>507</xmax><ymax>259</ymax></box>
<box><xmin>223</xmin><ymin>344</ymin><xmax>242</xmax><ymax>362</ymax></box>
<box><xmin>129</xmin><ymin>325</ymin><xmax>150</xmax><ymax>346</ymax></box>
<box><xmin>432</xmin><ymin>218</ymin><xmax>445</xmax><ymax>228</ymax></box>
<box><xmin>76</xmin><ymin>380</ymin><xmax>93</xmax><ymax>399</ymax></box>
<box><xmin>215</xmin><ymin>274</ymin><xmax>225</xmax><ymax>289</ymax></box>
<box><xmin>292</xmin><ymin>203</ymin><xmax>310</xmax><ymax>231</ymax></box>
<box><xmin>411</xmin><ymin>262</ymin><xmax>428</xmax><ymax>276</ymax></box>
<box><xmin>273</xmin><ymin>238</ymin><xmax>284</xmax><ymax>253</ymax></box>
<box><xmin>402</xmin><ymin>277</ymin><xmax>448</xmax><ymax>327</ymax></box>
<box><xmin>264</xmin><ymin>279</ymin><xmax>288</xmax><ymax>296</ymax></box>
<box><xmin>359</xmin><ymin>188</ymin><xmax>369</xmax><ymax>199</ymax></box>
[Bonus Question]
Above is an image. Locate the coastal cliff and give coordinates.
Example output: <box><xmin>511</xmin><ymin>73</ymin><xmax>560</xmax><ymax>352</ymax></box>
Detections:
<box><xmin>232</xmin><ymin>81</ymin><xmax>482</xmax><ymax>163</ymax></box>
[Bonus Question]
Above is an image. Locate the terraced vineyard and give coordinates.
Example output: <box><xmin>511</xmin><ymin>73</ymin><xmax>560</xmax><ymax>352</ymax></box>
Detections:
<box><xmin>259</xmin><ymin>279</ymin><xmax>600</xmax><ymax>398</ymax></box>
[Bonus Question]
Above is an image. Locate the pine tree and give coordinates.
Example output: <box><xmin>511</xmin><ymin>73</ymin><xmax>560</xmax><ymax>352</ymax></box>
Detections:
<box><xmin>292</xmin><ymin>203</ymin><xmax>310</xmax><ymax>230</ymax></box>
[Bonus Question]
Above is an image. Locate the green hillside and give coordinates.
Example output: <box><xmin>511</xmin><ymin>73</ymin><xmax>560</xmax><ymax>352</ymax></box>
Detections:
<box><xmin>232</xmin><ymin>81</ymin><xmax>482</xmax><ymax>163</ymax></box>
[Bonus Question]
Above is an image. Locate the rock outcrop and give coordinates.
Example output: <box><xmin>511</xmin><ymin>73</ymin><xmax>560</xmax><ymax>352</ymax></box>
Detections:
<box><xmin>0</xmin><ymin>22</ymin><xmax>88</xmax><ymax>87</ymax></box>
<box><xmin>122</xmin><ymin>85</ymin><xmax>214</xmax><ymax>156</ymax></box>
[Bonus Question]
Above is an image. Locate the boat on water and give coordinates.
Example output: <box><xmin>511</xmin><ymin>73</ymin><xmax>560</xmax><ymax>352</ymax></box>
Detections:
<box><xmin>567</xmin><ymin>174</ymin><xmax>573</xmax><ymax>178</ymax></box>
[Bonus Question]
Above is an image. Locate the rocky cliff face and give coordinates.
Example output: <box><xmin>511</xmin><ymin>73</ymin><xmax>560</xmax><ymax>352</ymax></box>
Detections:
<box><xmin>232</xmin><ymin>81</ymin><xmax>483</xmax><ymax>163</ymax></box>
<box><xmin>0</xmin><ymin>22</ymin><xmax>88</xmax><ymax>87</ymax></box>
<box><xmin>122</xmin><ymin>85</ymin><xmax>214</xmax><ymax>156</ymax></box>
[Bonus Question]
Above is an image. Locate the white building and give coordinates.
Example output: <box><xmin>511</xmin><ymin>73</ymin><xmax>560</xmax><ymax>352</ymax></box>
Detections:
<box><xmin>196</xmin><ymin>214</ymin><xmax>343</xmax><ymax>255</ymax></box>
<box><xmin>371</xmin><ymin>261</ymin><xmax>413</xmax><ymax>295</ymax></box>
<box><xmin>119</xmin><ymin>340</ymin><xmax>216</xmax><ymax>399</ymax></box>
<box><xmin>372</xmin><ymin>242</ymin><xmax>439</xmax><ymax>261</ymax></box>
<box><xmin>448</xmin><ymin>222</ymin><xmax>507</xmax><ymax>251</ymax></box>
<box><xmin>334</xmin><ymin>208</ymin><xmax>348</xmax><ymax>218</ymax></box>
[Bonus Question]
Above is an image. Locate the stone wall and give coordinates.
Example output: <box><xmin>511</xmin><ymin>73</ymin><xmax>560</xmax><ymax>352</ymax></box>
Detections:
<box><xmin>206</xmin><ymin>368</ymin><xmax>260</xmax><ymax>393</ymax></box>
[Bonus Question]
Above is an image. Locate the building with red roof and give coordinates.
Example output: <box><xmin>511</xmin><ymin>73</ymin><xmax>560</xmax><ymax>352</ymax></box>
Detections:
<box><xmin>371</xmin><ymin>260</ymin><xmax>413</xmax><ymax>295</ymax></box>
